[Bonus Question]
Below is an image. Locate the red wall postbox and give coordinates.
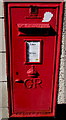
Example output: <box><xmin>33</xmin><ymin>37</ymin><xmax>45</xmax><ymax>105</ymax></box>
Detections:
<box><xmin>4</xmin><ymin>1</ymin><xmax>64</xmax><ymax>118</ymax></box>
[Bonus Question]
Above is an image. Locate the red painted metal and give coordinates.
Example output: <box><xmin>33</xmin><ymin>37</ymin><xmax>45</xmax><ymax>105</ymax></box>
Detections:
<box><xmin>17</xmin><ymin>24</ymin><xmax>50</xmax><ymax>28</ymax></box>
<box><xmin>4</xmin><ymin>2</ymin><xmax>64</xmax><ymax>118</ymax></box>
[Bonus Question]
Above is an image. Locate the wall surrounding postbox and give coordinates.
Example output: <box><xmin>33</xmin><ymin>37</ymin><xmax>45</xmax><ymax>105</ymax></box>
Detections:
<box><xmin>0</xmin><ymin>1</ymin><xmax>66</xmax><ymax>119</ymax></box>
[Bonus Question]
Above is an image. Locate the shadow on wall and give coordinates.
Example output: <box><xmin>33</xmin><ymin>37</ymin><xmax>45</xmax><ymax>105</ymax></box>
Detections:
<box><xmin>1</xmin><ymin>104</ymin><xmax>66</xmax><ymax>120</ymax></box>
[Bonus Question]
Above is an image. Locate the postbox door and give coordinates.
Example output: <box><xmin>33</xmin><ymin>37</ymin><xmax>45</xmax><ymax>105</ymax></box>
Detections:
<box><xmin>7</xmin><ymin>3</ymin><xmax>63</xmax><ymax>117</ymax></box>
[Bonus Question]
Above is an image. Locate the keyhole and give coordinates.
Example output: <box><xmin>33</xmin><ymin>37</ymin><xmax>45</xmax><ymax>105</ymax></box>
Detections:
<box><xmin>30</xmin><ymin>6</ymin><xmax>38</xmax><ymax>15</ymax></box>
<box><xmin>16</xmin><ymin>72</ymin><xmax>19</xmax><ymax>75</ymax></box>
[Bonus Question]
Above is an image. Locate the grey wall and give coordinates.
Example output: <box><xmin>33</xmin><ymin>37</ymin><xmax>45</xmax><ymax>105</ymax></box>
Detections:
<box><xmin>0</xmin><ymin>2</ymin><xmax>9</xmax><ymax>119</ymax></box>
<box><xmin>0</xmin><ymin>1</ymin><xmax>66</xmax><ymax>119</ymax></box>
<box><xmin>64</xmin><ymin>2</ymin><xmax>66</xmax><ymax>103</ymax></box>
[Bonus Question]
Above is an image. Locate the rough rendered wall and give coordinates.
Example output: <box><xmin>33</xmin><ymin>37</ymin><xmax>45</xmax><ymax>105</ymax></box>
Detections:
<box><xmin>64</xmin><ymin>2</ymin><xmax>66</xmax><ymax>103</ymax></box>
<box><xmin>0</xmin><ymin>2</ymin><xmax>66</xmax><ymax>119</ymax></box>
<box><xmin>57</xmin><ymin>3</ymin><xmax>66</xmax><ymax>104</ymax></box>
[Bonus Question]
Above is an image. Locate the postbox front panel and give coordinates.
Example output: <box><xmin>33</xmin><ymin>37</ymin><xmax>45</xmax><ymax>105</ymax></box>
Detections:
<box><xmin>7</xmin><ymin>3</ymin><xmax>63</xmax><ymax>117</ymax></box>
